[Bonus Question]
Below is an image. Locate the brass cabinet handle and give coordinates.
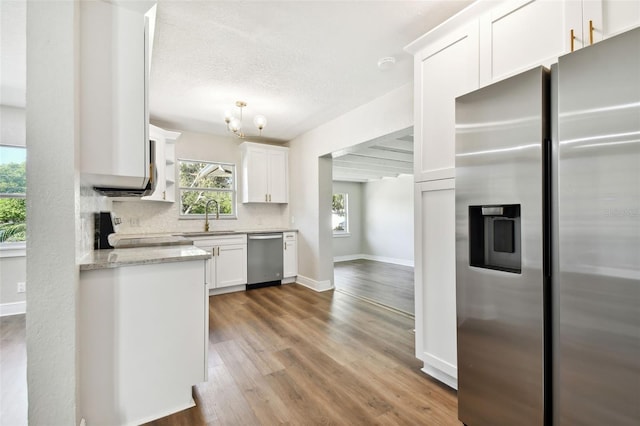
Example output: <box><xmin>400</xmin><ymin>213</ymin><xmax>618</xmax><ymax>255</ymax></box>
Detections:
<box><xmin>589</xmin><ymin>20</ymin><xmax>594</xmax><ymax>45</ymax></box>
<box><xmin>570</xmin><ymin>29</ymin><xmax>575</xmax><ymax>52</ymax></box>
<box><xmin>269</xmin><ymin>194</ymin><xmax>272</xmax><ymax>202</ymax></box>
<box><xmin>265</xmin><ymin>194</ymin><xmax>268</xmax><ymax>202</ymax></box>
<box><xmin>217</xmin><ymin>247</ymin><xmax>220</xmax><ymax>256</ymax></box>
<box><xmin>284</xmin><ymin>241</ymin><xmax>287</xmax><ymax>250</ymax></box>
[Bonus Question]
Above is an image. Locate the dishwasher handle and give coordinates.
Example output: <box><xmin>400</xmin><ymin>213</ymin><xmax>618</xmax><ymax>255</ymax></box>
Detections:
<box><xmin>248</xmin><ymin>234</ymin><xmax>282</xmax><ymax>240</ymax></box>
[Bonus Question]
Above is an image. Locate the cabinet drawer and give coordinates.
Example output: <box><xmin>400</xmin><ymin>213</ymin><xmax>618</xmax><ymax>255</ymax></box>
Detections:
<box><xmin>192</xmin><ymin>234</ymin><xmax>247</xmax><ymax>247</ymax></box>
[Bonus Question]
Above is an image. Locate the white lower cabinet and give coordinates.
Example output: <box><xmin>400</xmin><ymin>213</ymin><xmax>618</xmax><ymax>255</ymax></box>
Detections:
<box><xmin>79</xmin><ymin>260</ymin><xmax>208</xmax><ymax>425</ymax></box>
<box><xmin>283</xmin><ymin>231</ymin><xmax>298</xmax><ymax>279</ymax></box>
<box><xmin>414</xmin><ymin>180</ymin><xmax>458</xmax><ymax>389</ymax></box>
<box><xmin>193</xmin><ymin>234</ymin><xmax>247</xmax><ymax>292</ymax></box>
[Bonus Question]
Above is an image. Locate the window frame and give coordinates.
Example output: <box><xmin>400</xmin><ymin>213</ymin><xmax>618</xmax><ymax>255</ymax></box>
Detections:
<box><xmin>177</xmin><ymin>158</ymin><xmax>238</xmax><ymax>220</ymax></box>
<box><xmin>0</xmin><ymin>144</ymin><xmax>27</xmax><ymax>252</ymax></box>
<box><xmin>332</xmin><ymin>192</ymin><xmax>349</xmax><ymax>236</ymax></box>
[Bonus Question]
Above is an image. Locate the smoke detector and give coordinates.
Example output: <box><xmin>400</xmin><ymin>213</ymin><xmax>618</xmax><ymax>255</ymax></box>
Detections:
<box><xmin>377</xmin><ymin>56</ymin><xmax>396</xmax><ymax>71</ymax></box>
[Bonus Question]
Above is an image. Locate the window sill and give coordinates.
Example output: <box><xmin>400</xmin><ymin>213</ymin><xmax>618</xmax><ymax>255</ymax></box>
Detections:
<box><xmin>0</xmin><ymin>242</ymin><xmax>26</xmax><ymax>258</ymax></box>
<box><xmin>333</xmin><ymin>232</ymin><xmax>351</xmax><ymax>238</ymax></box>
<box><xmin>179</xmin><ymin>215</ymin><xmax>238</xmax><ymax>221</ymax></box>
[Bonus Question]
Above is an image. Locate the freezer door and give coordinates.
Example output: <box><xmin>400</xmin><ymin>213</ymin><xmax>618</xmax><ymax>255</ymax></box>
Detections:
<box><xmin>555</xmin><ymin>27</ymin><xmax>640</xmax><ymax>426</ymax></box>
<box><xmin>455</xmin><ymin>66</ymin><xmax>549</xmax><ymax>426</ymax></box>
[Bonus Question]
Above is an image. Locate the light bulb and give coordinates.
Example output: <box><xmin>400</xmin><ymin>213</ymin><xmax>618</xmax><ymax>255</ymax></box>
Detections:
<box><xmin>229</xmin><ymin>117</ymin><xmax>242</xmax><ymax>132</ymax></box>
<box><xmin>253</xmin><ymin>115</ymin><xmax>267</xmax><ymax>130</ymax></box>
<box><xmin>223</xmin><ymin>110</ymin><xmax>233</xmax><ymax>123</ymax></box>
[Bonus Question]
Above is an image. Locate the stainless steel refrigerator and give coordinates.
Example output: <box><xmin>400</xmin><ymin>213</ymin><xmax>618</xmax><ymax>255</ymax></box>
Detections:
<box><xmin>455</xmin><ymin>27</ymin><xmax>639</xmax><ymax>426</ymax></box>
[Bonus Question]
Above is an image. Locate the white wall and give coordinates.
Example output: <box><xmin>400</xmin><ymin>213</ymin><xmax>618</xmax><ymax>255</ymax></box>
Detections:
<box><xmin>26</xmin><ymin>1</ymin><xmax>79</xmax><ymax>423</ymax></box>
<box><xmin>362</xmin><ymin>175</ymin><xmax>414</xmax><ymax>265</ymax></box>
<box><xmin>288</xmin><ymin>83</ymin><xmax>413</xmax><ymax>289</ymax></box>
<box><xmin>112</xmin><ymin>130</ymin><xmax>289</xmax><ymax>234</ymax></box>
<box><xmin>332</xmin><ymin>181</ymin><xmax>363</xmax><ymax>258</ymax></box>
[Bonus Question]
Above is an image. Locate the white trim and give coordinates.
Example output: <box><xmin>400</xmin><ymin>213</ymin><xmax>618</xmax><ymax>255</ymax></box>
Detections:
<box><xmin>362</xmin><ymin>254</ymin><xmax>414</xmax><ymax>267</ymax></box>
<box><xmin>296</xmin><ymin>275</ymin><xmax>334</xmax><ymax>292</ymax></box>
<box><xmin>421</xmin><ymin>364</ymin><xmax>458</xmax><ymax>390</ymax></box>
<box><xmin>281</xmin><ymin>277</ymin><xmax>296</xmax><ymax>284</ymax></box>
<box><xmin>422</xmin><ymin>351</ymin><xmax>457</xmax><ymax>379</ymax></box>
<box><xmin>333</xmin><ymin>254</ymin><xmax>366</xmax><ymax>263</ymax></box>
<box><xmin>1</xmin><ymin>301</ymin><xmax>26</xmax><ymax>317</ymax></box>
<box><xmin>0</xmin><ymin>242</ymin><xmax>26</xmax><ymax>258</ymax></box>
<box><xmin>209</xmin><ymin>284</ymin><xmax>245</xmax><ymax>296</ymax></box>
<box><xmin>332</xmin><ymin>232</ymin><xmax>351</xmax><ymax>238</ymax></box>
<box><xmin>333</xmin><ymin>254</ymin><xmax>414</xmax><ymax>267</ymax></box>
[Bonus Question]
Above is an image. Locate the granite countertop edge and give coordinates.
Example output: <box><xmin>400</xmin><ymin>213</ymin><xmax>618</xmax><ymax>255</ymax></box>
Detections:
<box><xmin>79</xmin><ymin>246</ymin><xmax>211</xmax><ymax>271</ymax></box>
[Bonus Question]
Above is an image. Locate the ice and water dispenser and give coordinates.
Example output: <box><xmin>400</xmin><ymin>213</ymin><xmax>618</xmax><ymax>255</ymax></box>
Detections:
<box><xmin>468</xmin><ymin>204</ymin><xmax>521</xmax><ymax>273</ymax></box>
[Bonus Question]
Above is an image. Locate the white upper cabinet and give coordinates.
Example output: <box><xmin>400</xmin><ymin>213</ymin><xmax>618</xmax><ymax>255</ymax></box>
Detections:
<box><xmin>141</xmin><ymin>125</ymin><xmax>181</xmax><ymax>202</ymax></box>
<box><xmin>479</xmin><ymin>0</ymin><xmax>577</xmax><ymax>84</ymax></box>
<box><xmin>409</xmin><ymin>21</ymin><xmax>480</xmax><ymax>180</ymax></box>
<box><xmin>240</xmin><ymin>142</ymin><xmax>289</xmax><ymax>203</ymax></box>
<box><xmin>80</xmin><ymin>1</ymin><xmax>156</xmax><ymax>189</ymax></box>
<box><xmin>582</xmin><ymin>0</ymin><xmax>640</xmax><ymax>42</ymax></box>
<box><xmin>479</xmin><ymin>0</ymin><xmax>640</xmax><ymax>85</ymax></box>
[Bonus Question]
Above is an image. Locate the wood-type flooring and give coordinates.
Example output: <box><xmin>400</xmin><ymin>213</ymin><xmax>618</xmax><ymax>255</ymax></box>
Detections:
<box><xmin>0</xmin><ymin>284</ymin><xmax>458</xmax><ymax>425</ymax></box>
<box><xmin>334</xmin><ymin>259</ymin><xmax>415</xmax><ymax>316</ymax></box>
<box><xmin>147</xmin><ymin>284</ymin><xmax>457</xmax><ymax>425</ymax></box>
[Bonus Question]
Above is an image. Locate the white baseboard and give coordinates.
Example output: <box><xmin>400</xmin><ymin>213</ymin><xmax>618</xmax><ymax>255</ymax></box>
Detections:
<box><xmin>296</xmin><ymin>275</ymin><xmax>334</xmax><ymax>292</ymax></box>
<box><xmin>333</xmin><ymin>254</ymin><xmax>414</xmax><ymax>267</ymax></box>
<box><xmin>281</xmin><ymin>277</ymin><xmax>296</xmax><ymax>284</ymax></box>
<box><xmin>0</xmin><ymin>301</ymin><xmax>26</xmax><ymax>317</ymax></box>
<box><xmin>209</xmin><ymin>284</ymin><xmax>245</xmax><ymax>296</ymax></box>
<box><xmin>333</xmin><ymin>254</ymin><xmax>366</xmax><ymax>263</ymax></box>
<box><xmin>420</xmin><ymin>352</ymin><xmax>458</xmax><ymax>390</ymax></box>
<box><xmin>421</xmin><ymin>364</ymin><xmax>458</xmax><ymax>390</ymax></box>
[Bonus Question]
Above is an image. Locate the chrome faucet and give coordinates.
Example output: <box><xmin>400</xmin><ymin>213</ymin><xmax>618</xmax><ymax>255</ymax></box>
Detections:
<box><xmin>204</xmin><ymin>199</ymin><xmax>219</xmax><ymax>232</ymax></box>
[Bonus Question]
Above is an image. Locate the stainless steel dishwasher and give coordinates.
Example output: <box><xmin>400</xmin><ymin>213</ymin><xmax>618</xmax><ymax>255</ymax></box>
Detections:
<box><xmin>247</xmin><ymin>233</ymin><xmax>283</xmax><ymax>288</ymax></box>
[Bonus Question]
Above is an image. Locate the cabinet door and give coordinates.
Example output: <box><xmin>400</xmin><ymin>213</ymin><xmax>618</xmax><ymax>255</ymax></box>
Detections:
<box><xmin>479</xmin><ymin>0</ymin><xmax>579</xmax><ymax>85</ymax></box>
<box><xmin>268</xmin><ymin>149</ymin><xmax>288</xmax><ymax>203</ymax></box>
<box><xmin>414</xmin><ymin>179</ymin><xmax>458</xmax><ymax>389</ymax></box>
<box><xmin>283</xmin><ymin>234</ymin><xmax>297</xmax><ymax>278</ymax></box>
<box><xmin>415</xmin><ymin>21</ymin><xmax>479</xmax><ymax>181</ymax></box>
<box><xmin>80</xmin><ymin>1</ymin><xmax>149</xmax><ymax>188</ymax></box>
<box><xmin>243</xmin><ymin>148</ymin><xmax>269</xmax><ymax>202</ymax></box>
<box><xmin>215</xmin><ymin>244</ymin><xmax>248</xmax><ymax>288</ymax></box>
<box><xmin>583</xmin><ymin>0</ymin><xmax>640</xmax><ymax>43</ymax></box>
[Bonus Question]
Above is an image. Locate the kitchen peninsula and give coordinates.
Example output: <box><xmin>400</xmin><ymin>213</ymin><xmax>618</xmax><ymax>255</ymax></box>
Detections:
<box><xmin>78</xmin><ymin>243</ymin><xmax>210</xmax><ymax>425</ymax></box>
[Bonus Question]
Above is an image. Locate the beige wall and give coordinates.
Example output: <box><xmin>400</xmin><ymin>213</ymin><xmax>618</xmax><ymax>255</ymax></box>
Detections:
<box><xmin>112</xmin><ymin>130</ymin><xmax>289</xmax><ymax>234</ymax></box>
<box><xmin>288</xmin><ymin>83</ymin><xmax>413</xmax><ymax>288</ymax></box>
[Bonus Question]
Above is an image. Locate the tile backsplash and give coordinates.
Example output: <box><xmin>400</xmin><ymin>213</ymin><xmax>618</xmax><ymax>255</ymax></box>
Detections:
<box><xmin>112</xmin><ymin>199</ymin><xmax>289</xmax><ymax>235</ymax></box>
<box><xmin>78</xmin><ymin>184</ymin><xmax>112</xmax><ymax>258</ymax></box>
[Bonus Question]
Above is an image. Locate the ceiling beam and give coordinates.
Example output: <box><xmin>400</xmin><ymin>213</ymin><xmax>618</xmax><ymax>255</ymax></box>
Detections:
<box><xmin>334</xmin><ymin>155</ymin><xmax>413</xmax><ymax>170</ymax></box>
<box><xmin>334</xmin><ymin>147</ymin><xmax>413</xmax><ymax>163</ymax></box>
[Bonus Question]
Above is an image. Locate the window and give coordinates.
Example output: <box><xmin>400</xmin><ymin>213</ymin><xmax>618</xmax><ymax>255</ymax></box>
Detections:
<box><xmin>332</xmin><ymin>193</ymin><xmax>348</xmax><ymax>234</ymax></box>
<box><xmin>0</xmin><ymin>145</ymin><xmax>27</xmax><ymax>243</ymax></box>
<box><xmin>178</xmin><ymin>159</ymin><xmax>237</xmax><ymax>218</ymax></box>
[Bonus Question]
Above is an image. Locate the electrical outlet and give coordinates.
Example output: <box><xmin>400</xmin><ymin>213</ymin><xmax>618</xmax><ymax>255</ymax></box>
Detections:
<box><xmin>129</xmin><ymin>217</ymin><xmax>140</xmax><ymax>227</ymax></box>
<box><xmin>17</xmin><ymin>282</ymin><xmax>26</xmax><ymax>293</ymax></box>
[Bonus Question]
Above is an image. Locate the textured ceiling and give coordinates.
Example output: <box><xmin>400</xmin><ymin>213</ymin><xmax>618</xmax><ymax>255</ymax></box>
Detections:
<box><xmin>149</xmin><ymin>0</ymin><xmax>472</xmax><ymax>143</ymax></box>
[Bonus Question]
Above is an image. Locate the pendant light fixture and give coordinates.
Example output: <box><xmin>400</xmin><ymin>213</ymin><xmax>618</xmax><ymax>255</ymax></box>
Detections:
<box><xmin>223</xmin><ymin>101</ymin><xmax>267</xmax><ymax>138</ymax></box>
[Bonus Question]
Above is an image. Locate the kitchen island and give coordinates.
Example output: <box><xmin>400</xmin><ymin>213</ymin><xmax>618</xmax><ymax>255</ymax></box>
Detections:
<box><xmin>78</xmin><ymin>245</ymin><xmax>210</xmax><ymax>425</ymax></box>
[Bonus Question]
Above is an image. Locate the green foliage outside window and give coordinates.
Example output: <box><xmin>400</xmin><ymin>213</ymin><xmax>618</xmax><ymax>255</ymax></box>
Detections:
<box><xmin>179</xmin><ymin>160</ymin><xmax>236</xmax><ymax>217</ymax></box>
<box><xmin>332</xmin><ymin>193</ymin><xmax>348</xmax><ymax>232</ymax></box>
<box><xmin>0</xmin><ymin>146</ymin><xmax>27</xmax><ymax>242</ymax></box>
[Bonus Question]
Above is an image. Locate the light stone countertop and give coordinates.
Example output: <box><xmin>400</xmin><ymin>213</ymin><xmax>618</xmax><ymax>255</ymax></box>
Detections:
<box><xmin>79</xmin><ymin>245</ymin><xmax>211</xmax><ymax>271</ymax></box>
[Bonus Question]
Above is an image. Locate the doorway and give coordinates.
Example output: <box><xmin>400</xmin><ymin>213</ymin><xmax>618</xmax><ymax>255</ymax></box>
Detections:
<box><xmin>329</xmin><ymin>127</ymin><xmax>415</xmax><ymax>315</ymax></box>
